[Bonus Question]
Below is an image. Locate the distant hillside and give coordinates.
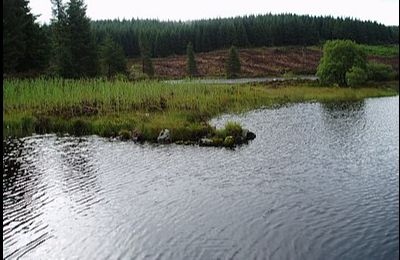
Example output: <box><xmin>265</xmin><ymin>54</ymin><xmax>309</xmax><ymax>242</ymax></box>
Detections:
<box><xmin>92</xmin><ymin>14</ymin><xmax>399</xmax><ymax>58</ymax></box>
<box><xmin>128</xmin><ymin>46</ymin><xmax>399</xmax><ymax>79</ymax></box>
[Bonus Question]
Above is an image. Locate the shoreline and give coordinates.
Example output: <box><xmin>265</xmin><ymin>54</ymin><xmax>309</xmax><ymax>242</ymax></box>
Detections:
<box><xmin>3</xmin><ymin>79</ymin><xmax>398</xmax><ymax>145</ymax></box>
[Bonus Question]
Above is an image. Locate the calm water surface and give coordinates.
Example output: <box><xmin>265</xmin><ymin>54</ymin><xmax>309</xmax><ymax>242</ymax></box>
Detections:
<box><xmin>3</xmin><ymin>97</ymin><xmax>399</xmax><ymax>260</ymax></box>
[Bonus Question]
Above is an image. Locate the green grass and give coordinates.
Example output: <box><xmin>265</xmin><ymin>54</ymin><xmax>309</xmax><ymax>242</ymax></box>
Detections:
<box><xmin>3</xmin><ymin>78</ymin><xmax>398</xmax><ymax>140</ymax></box>
<box><xmin>359</xmin><ymin>44</ymin><xmax>399</xmax><ymax>57</ymax></box>
<box><xmin>307</xmin><ymin>44</ymin><xmax>399</xmax><ymax>57</ymax></box>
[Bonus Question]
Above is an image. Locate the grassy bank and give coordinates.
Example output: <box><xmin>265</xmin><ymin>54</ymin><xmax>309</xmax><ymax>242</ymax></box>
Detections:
<box><xmin>3</xmin><ymin>78</ymin><xmax>398</xmax><ymax>141</ymax></box>
<box><xmin>359</xmin><ymin>44</ymin><xmax>399</xmax><ymax>57</ymax></box>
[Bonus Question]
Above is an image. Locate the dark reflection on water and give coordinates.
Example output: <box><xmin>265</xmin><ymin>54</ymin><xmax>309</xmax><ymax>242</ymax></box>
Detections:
<box><xmin>3</xmin><ymin>97</ymin><xmax>399</xmax><ymax>260</ymax></box>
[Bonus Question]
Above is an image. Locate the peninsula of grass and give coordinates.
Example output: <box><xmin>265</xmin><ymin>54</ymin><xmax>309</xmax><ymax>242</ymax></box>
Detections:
<box><xmin>3</xmin><ymin>78</ymin><xmax>398</xmax><ymax>143</ymax></box>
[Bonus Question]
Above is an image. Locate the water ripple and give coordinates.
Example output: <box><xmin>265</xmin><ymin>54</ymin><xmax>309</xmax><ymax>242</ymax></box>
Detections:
<box><xmin>3</xmin><ymin>96</ymin><xmax>399</xmax><ymax>259</ymax></box>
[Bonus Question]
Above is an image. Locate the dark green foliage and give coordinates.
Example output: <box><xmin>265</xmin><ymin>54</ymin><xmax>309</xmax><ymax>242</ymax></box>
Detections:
<box><xmin>139</xmin><ymin>34</ymin><xmax>155</xmax><ymax>77</ymax></box>
<box><xmin>118</xmin><ymin>129</ymin><xmax>131</xmax><ymax>140</ymax></box>
<box><xmin>366</xmin><ymin>62</ymin><xmax>396</xmax><ymax>81</ymax></box>
<box><xmin>141</xmin><ymin>53</ymin><xmax>154</xmax><ymax>78</ymax></box>
<box><xmin>186</xmin><ymin>42</ymin><xmax>198</xmax><ymax>77</ymax></box>
<box><xmin>226</xmin><ymin>46</ymin><xmax>241</xmax><ymax>79</ymax></box>
<box><xmin>72</xmin><ymin>119</ymin><xmax>90</xmax><ymax>136</ymax></box>
<box><xmin>100</xmin><ymin>35</ymin><xmax>127</xmax><ymax>78</ymax></box>
<box><xmin>34</xmin><ymin>115</ymin><xmax>52</xmax><ymax>134</ymax></box>
<box><xmin>346</xmin><ymin>66</ymin><xmax>368</xmax><ymax>87</ymax></box>
<box><xmin>3</xmin><ymin>1</ymin><xmax>399</xmax><ymax>78</ymax></box>
<box><xmin>3</xmin><ymin>0</ymin><xmax>50</xmax><ymax>75</ymax></box>
<box><xmin>51</xmin><ymin>0</ymin><xmax>99</xmax><ymax>78</ymax></box>
<box><xmin>91</xmin><ymin>15</ymin><xmax>398</xmax><ymax>59</ymax></box>
<box><xmin>317</xmin><ymin>40</ymin><xmax>367</xmax><ymax>86</ymax></box>
<box><xmin>223</xmin><ymin>136</ymin><xmax>235</xmax><ymax>148</ymax></box>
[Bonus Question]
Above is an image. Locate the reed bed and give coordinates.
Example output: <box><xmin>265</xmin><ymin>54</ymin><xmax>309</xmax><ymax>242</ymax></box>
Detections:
<box><xmin>3</xmin><ymin>78</ymin><xmax>398</xmax><ymax>140</ymax></box>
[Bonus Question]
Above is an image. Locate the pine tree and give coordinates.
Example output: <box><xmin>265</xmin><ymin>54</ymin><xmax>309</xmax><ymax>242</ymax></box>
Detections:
<box><xmin>142</xmin><ymin>54</ymin><xmax>154</xmax><ymax>78</ymax></box>
<box><xmin>225</xmin><ymin>46</ymin><xmax>241</xmax><ymax>79</ymax></box>
<box><xmin>139</xmin><ymin>33</ymin><xmax>154</xmax><ymax>77</ymax></box>
<box><xmin>49</xmin><ymin>0</ymin><xmax>69</xmax><ymax>76</ymax></box>
<box><xmin>3</xmin><ymin>0</ymin><xmax>50</xmax><ymax>74</ymax></box>
<box><xmin>65</xmin><ymin>0</ymin><xmax>99</xmax><ymax>78</ymax></box>
<box><xmin>51</xmin><ymin>0</ymin><xmax>99</xmax><ymax>78</ymax></box>
<box><xmin>186</xmin><ymin>42</ymin><xmax>198</xmax><ymax>77</ymax></box>
<box><xmin>100</xmin><ymin>35</ymin><xmax>127</xmax><ymax>78</ymax></box>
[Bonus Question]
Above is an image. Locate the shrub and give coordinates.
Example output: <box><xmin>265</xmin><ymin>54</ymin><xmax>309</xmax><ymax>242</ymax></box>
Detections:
<box><xmin>72</xmin><ymin>119</ymin><xmax>90</xmax><ymax>136</ymax></box>
<box><xmin>128</xmin><ymin>65</ymin><xmax>149</xmax><ymax>81</ymax></box>
<box><xmin>118</xmin><ymin>129</ymin><xmax>131</xmax><ymax>140</ymax></box>
<box><xmin>346</xmin><ymin>66</ymin><xmax>368</xmax><ymax>87</ymax></box>
<box><xmin>317</xmin><ymin>40</ymin><xmax>367</xmax><ymax>86</ymax></box>
<box><xmin>366</xmin><ymin>62</ymin><xmax>396</xmax><ymax>81</ymax></box>
<box><xmin>223</xmin><ymin>136</ymin><xmax>235</xmax><ymax>147</ymax></box>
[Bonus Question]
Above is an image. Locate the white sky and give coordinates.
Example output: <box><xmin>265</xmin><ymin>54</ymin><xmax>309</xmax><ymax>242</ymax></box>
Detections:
<box><xmin>29</xmin><ymin>0</ymin><xmax>399</xmax><ymax>26</ymax></box>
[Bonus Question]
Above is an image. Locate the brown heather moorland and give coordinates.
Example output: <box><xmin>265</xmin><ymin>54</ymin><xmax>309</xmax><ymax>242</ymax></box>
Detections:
<box><xmin>128</xmin><ymin>46</ymin><xmax>399</xmax><ymax>79</ymax></box>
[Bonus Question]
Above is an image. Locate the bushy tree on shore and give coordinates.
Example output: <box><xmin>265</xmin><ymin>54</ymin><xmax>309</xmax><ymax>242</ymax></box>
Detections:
<box><xmin>186</xmin><ymin>42</ymin><xmax>198</xmax><ymax>77</ymax></box>
<box><xmin>316</xmin><ymin>40</ymin><xmax>367</xmax><ymax>86</ymax></box>
<box><xmin>225</xmin><ymin>46</ymin><xmax>241</xmax><ymax>79</ymax></box>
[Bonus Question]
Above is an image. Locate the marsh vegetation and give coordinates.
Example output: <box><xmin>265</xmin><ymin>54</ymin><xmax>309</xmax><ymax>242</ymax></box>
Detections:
<box><xmin>4</xmin><ymin>78</ymin><xmax>397</xmax><ymax>141</ymax></box>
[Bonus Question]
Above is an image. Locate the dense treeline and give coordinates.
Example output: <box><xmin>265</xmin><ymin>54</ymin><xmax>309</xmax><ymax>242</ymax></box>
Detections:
<box><xmin>91</xmin><ymin>14</ymin><xmax>399</xmax><ymax>58</ymax></box>
<box><xmin>3</xmin><ymin>0</ymin><xmax>399</xmax><ymax>77</ymax></box>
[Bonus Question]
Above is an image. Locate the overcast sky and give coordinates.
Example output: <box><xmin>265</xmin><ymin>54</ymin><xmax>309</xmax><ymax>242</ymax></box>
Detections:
<box><xmin>29</xmin><ymin>0</ymin><xmax>399</xmax><ymax>26</ymax></box>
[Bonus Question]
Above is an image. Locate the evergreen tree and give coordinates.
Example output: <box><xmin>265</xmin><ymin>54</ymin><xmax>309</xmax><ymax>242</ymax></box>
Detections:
<box><xmin>225</xmin><ymin>46</ymin><xmax>241</xmax><ymax>79</ymax></box>
<box><xmin>142</xmin><ymin>54</ymin><xmax>154</xmax><ymax>78</ymax></box>
<box><xmin>90</xmin><ymin>14</ymin><xmax>398</xmax><ymax>59</ymax></box>
<box><xmin>100</xmin><ymin>35</ymin><xmax>127</xmax><ymax>78</ymax></box>
<box><xmin>186</xmin><ymin>42</ymin><xmax>198</xmax><ymax>77</ymax></box>
<box><xmin>49</xmin><ymin>0</ymin><xmax>69</xmax><ymax>76</ymax></box>
<box><xmin>65</xmin><ymin>0</ymin><xmax>99</xmax><ymax>78</ymax></box>
<box><xmin>3</xmin><ymin>0</ymin><xmax>50</xmax><ymax>74</ymax></box>
<box><xmin>139</xmin><ymin>33</ymin><xmax>154</xmax><ymax>77</ymax></box>
<box><xmin>51</xmin><ymin>0</ymin><xmax>99</xmax><ymax>78</ymax></box>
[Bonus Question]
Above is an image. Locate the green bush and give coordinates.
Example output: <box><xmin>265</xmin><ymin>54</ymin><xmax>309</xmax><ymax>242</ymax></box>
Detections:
<box><xmin>128</xmin><ymin>65</ymin><xmax>149</xmax><ymax>81</ymax></box>
<box><xmin>366</xmin><ymin>62</ymin><xmax>396</xmax><ymax>81</ymax></box>
<box><xmin>346</xmin><ymin>66</ymin><xmax>368</xmax><ymax>87</ymax></box>
<box><xmin>118</xmin><ymin>129</ymin><xmax>131</xmax><ymax>140</ymax></box>
<box><xmin>223</xmin><ymin>136</ymin><xmax>235</xmax><ymax>147</ymax></box>
<box><xmin>317</xmin><ymin>40</ymin><xmax>367</xmax><ymax>86</ymax></box>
